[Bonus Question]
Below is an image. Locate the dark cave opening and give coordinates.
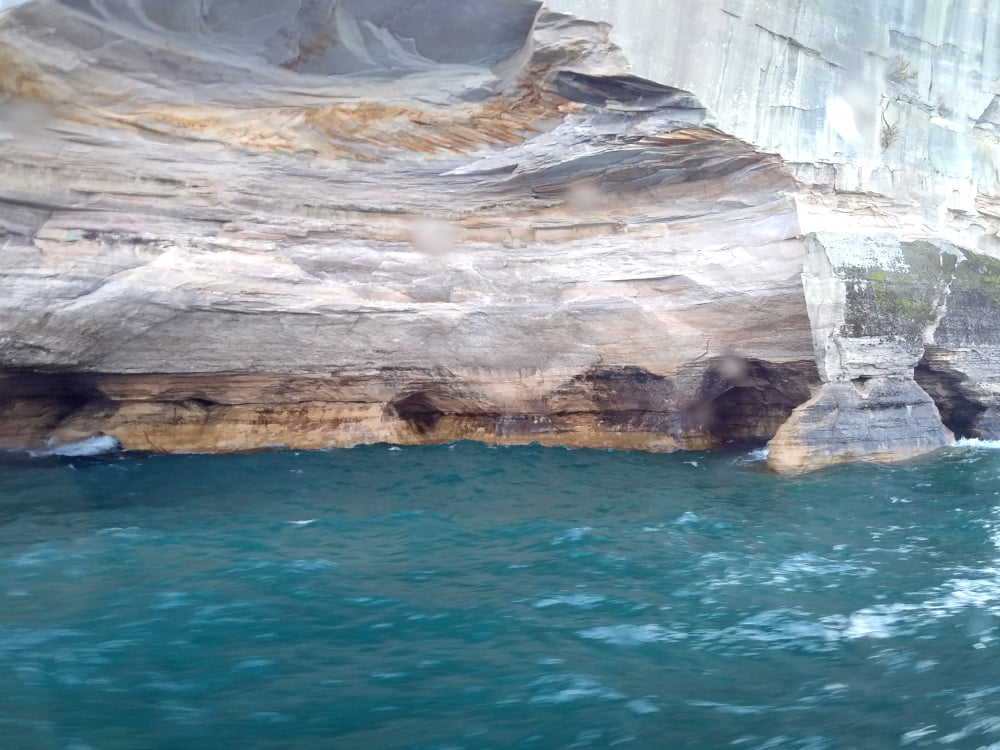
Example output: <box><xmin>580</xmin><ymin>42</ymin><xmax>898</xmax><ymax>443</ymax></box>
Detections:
<box><xmin>0</xmin><ymin>370</ymin><xmax>107</xmax><ymax>420</ymax></box>
<box><xmin>391</xmin><ymin>391</ymin><xmax>444</xmax><ymax>435</ymax></box>
<box><xmin>694</xmin><ymin>358</ymin><xmax>818</xmax><ymax>447</ymax></box>
<box><xmin>184</xmin><ymin>397</ymin><xmax>219</xmax><ymax>410</ymax></box>
<box><xmin>706</xmin><ymin>385</ymin><xmax>802</xmax><ymax>446</ymax></box>
<box><xmin>913</xmin><ymin>357</ymin><xmax>986</xmax><ymax>438</ymax></box>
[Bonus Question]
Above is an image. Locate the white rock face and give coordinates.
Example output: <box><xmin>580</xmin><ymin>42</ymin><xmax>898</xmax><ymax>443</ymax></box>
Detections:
<box><xmin>805</xmin><ymin>233</ymin><xmax>952</xmax><ymax>382</ymax></box>
<box><xmin>549</xmin><ymin>0</ymin><xmax>1000</xmax><ymax>241</ymax></box>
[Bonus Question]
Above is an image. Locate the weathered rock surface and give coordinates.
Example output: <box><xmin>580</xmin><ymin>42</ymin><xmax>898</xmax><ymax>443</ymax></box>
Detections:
<box><xmin>0</xmin><ymin>0</ymin><xmax>820</xmax><ymax>454</ymax></box>
<box><xmin>767</xmin><ymin>378</ymin><xmax>955</xmax><ymax>474</ymax></box>
<box><xmin>546</xmin><ymin>0</ymin><xmax>1000</xmax><ymax>236</ymax></box>
<box><xmin>917</xmin><ymin>248</ymin><xmax>1000</xmax><ymax>439</ymax></box>
<box><xmin>0</xmin><ymin>0</ymin><xmax>998</xmax><ymax>470</ymax></box>
<box><xmin>769</xmin><ymin>234</ymin><xmax>1000</xmax><ymax>472</ymax></box>
<box><xmin>767</xmin><ymin>235</ymin><xmax>957</xmax><ymax>473</ymax></box>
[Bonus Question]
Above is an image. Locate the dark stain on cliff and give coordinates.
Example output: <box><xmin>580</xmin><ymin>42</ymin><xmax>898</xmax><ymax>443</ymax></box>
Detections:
<box><xmin>572</xmin><ymin>366</ymin><xmax>677</xmax><ymax>431</ymax></box>
<box><xmin>933</xmin><ymin>249</ymin><xmax>1000</xmax><ymax>349</ymax></box>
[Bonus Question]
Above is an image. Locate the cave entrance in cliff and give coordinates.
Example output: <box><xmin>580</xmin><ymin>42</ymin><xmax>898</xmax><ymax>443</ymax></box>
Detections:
<box><xmin>0</xmin><ymin>370</ymin><xmax>107</xmax><ymax>422</ymax></box>
<box><xmin>706</xmin><ymin>387</ymin><xmax>786</xmax><ymax>446</ymax></box>
<box><xmin>391</xmin><ymin>391</ymin><xmax>444</xmax><ymax>435</ymax></box>
<box><xmin>914</xmin><ymin>353</ymin><xmax>986</xmax><ymax>438</ymax></box>
<box><xmin>697</xmin><ymin>358</ymin><xmax>816</xmax><ymax>448</ymax></box>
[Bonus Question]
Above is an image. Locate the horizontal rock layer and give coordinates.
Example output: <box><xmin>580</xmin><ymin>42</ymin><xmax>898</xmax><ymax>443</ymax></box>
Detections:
<box><xmin>1</xmin><ymin>360</ymin><xmax>819</xmax><ymax>453</ymax></box>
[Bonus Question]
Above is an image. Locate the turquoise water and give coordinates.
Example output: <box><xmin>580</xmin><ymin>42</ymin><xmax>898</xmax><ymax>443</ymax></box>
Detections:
<box><xmin>2</xmin><ymin>442</ymin><xmax>1000</xmax><ymax>749</ymax></box>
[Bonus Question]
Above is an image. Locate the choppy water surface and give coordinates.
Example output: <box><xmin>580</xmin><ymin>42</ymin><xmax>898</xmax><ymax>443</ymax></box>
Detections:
<box><xmin>2</xmin><ymin>442</ymin><xmax>1000</xmax><ymax>749</ymax></box>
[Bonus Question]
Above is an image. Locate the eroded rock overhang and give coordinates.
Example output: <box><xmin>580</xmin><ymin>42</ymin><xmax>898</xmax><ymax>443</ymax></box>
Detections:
<box><xmin>0</xmin><ymin>0</ymin><xmax>997</xmax><ymax>469</ymax></box>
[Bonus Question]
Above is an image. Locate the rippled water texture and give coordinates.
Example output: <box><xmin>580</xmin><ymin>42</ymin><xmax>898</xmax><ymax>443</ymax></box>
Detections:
<box><xmin>2</xmin><ymin>442</ymin><xmax>1000</xmax><ymax>749</ymax></box>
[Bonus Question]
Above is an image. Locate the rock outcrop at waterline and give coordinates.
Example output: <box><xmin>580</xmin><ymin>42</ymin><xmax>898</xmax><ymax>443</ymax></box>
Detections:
<box><xmin>768</xmin><ymin>236</ymin><xmax>959</xmax><ymax>474</ymax></box>
<box><xmin>767</xmin><ymin>232</ymin><xmax>1000</xmax><ymax>473</ymax></box>
<box><xmin>0</xmin><ymin>0</ymin><xmax>998</xmax><ymax>472</ymax></box>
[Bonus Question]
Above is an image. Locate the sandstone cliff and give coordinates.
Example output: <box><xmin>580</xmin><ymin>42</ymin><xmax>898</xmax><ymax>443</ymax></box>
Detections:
<box><xmin>0</xmin><ymin>0</ymin><xmax>997</xmax><ymax>471</ymax></box>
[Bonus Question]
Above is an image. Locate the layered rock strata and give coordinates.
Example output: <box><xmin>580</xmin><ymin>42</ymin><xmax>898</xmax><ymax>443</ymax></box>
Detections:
<box><xmin>0</xmin><ymin>0</ymin><xmax>998</xmax><ymax>470</ymax></box>
<box><xmin>547</xmin><ymin>0</ymin><xmax>1000</xmax><ymax>234</ymax></box>
<box><xmin>0</xmin><ymin>0</ymin><xmax>819</xmax><ymax>454</ymax></box>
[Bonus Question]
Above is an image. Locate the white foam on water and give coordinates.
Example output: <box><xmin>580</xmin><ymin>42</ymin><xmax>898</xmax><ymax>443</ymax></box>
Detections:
<box><xmin>771</xmin><ymin>553</ymin><xmax>874</xmax><ymax>581</ymax></box>
<box><xmin>285</xmin><ymin>558</ymin><xmax>336</xmax><ymax>572</ymax></box>
<box><xmin>528</xmin><ymin>674</ymin><xmax>625</xmax><ymax>705</ymax></box>
<box><xmin>233</xmin><ymin>658</ymin><xmax>274</xmax><ymax>670</ymax></box>
<box><xmin>9</xmin><ymin>547</ymin><xmax>78</xmax><ymax>568</ymax></box>
<box><xmin>533</xmin><ymin>593</ymin><xmax>605</xmax><ymax>609</ymax></box>
<box><xmin>625</xmin><ymin>698</ymin><xmax>660</xmax><ymax>715</ymax></box>
<box><xmin>688</xmin><ymin>699</ymin><xmax>769</xmax><ymax>716</ymax></box>
<box><xmin>900</xmin><ymin>726</ymin><xmax>937</xmax><ymax>745</ymax></box>
<box><xmin>370</xmin><ymin>671</ymin><xmax>406</xmax><ymax>680</ymax></box>
<box><xmin>578</xmin><ymin>624</ymin><xmax>687</xmax><ymax>646</ymax></box>
<box><xmin>955</xmin><ymin>438</ymin><xmax>1000</xmax><ymax>450</ymax></box>
<box><xmin>150</xmin><ymin>592</ymin><xmax>191</xmax><ymax>610</ymax></box>
<box><xmin>734</xmin><ymin>609</ymin><xmax>843</xmax><ymax>647</ymax></box>
<box><xmin>28</xmin><ymin>435</ymin><xmax>120</xmax><ymax>458</ymax></box>
<box><xmin>0</xmin><ymin>627</ymin><xmax>82</xmax><ymax>657</ymax></box>
<box><xmin>550</xmin><ymin>526</ymin><xmax>592</xmax><ymax>545</ymax></box>
<box><xmin>840</xmin><ymin>609</ymin><xmax>908</xmax><ymax>639</ymax></box>
<box><xmin>95</xmin><ymin>526</ymin><xmax>145</xmax><ymax>541</ymax></box>
<box><xmin>930</xmin><ymin>573</ymin><xmax>1000</xmax><ymax>617</ymax></box>
<box><xmin>731</xmin><ymin>446</ymin><xmax>770</xmax><ymax>465</ymax></box>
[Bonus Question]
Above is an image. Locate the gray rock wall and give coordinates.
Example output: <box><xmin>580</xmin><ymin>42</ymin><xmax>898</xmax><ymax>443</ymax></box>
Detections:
<box><xmin>768</xmin><ymin>233</ymin><xmax>1000</xmax><ymax>473</ymax></box>
<box><xmin>549</xmin><ymin>0</ymin><xmax>1000</xmax><ymax>235</ymax></box>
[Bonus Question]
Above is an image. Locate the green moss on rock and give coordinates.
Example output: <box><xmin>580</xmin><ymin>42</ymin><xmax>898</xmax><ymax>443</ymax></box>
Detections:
<box><xmin>839</xmin><ymin>241</ymin><xmax>954</xmax><ymax>340</ymax></box>
<box><xmin>936</xmin><ymin>248</ymin><xmax>1000</xmax><ymax>348</ymax></box>
<box><xmin>953</xmin><ymin>249</ymin><xmax>1000</xmax><ymax>299</ymax></box>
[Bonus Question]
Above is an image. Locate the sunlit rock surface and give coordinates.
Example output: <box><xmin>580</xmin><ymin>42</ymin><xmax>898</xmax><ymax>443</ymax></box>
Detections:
<box><xmin>0</xmin><ymin>0</ymin><xmax>997</xmax><ymax>469</ymax></box>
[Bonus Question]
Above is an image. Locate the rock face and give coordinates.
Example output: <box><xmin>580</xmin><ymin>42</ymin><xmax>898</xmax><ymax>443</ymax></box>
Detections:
<box><xmin>546</xmin><ymin>0</ymin><xmax>1000</xmax><ymax>231</ymax></box>
<box><xmin>767</xmin><ymin>235</ymin><xmax>958</xmax><ymax>473</ymax></box>
<box><xmin>0</xmin><ymin>0</ymin><xmax>998</xmax><ymax>470</ymax></box>
<box><xmin>917</xmin><ymin>248</ymin><xmax>1000</xmax><ymax>440</ymax></box>
<box><xmin>769</xmin><ymin>234</ymin><xmax>1000</xmax><ymax>472</ymax></box>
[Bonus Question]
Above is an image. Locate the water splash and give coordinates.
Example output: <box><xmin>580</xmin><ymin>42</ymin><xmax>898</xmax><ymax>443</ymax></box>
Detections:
<box><xmin>27</xmin><ymin>435</ymin><xmax>121</xmax><ymax>457</ymax></box>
